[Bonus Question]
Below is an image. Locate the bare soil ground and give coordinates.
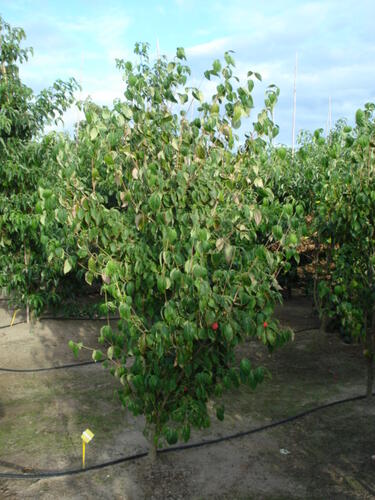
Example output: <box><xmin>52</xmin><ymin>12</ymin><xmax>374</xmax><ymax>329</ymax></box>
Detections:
<box><xmin>0</xmin><ymin>293</ymin><xmax>374</xmax><ymax>499</ymax></box>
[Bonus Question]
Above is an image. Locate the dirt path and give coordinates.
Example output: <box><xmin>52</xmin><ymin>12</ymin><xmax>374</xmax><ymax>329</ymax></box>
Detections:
<box><xmin>0</xmin><ymin>295</ymin><xmax>374</xmax><ymax>499</ymax></box>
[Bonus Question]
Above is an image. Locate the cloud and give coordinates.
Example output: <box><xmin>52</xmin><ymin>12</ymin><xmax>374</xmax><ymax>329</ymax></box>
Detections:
<box><xmin>4</xmin><ymin>0</ymin><xmax>374</xmax><ymax>145</ymax></box>
<box><xmin>187</xmin><ymin>38</ymin><xmax>232</xmax><ymax>58</ymax></box>
<box><xmin>180</xmin><ymin>0</ymin><xmax>375</xmax><ymax>143</ymax></box>
<box><xmin>58</xmin><ymin>14</ymin><xmax>131</xmax><ymax>60</ymax></box>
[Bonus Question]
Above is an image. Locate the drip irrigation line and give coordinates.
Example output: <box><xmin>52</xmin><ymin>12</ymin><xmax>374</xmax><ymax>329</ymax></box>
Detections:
<box><xmin>0</xmin><ymin>451</ymin><xmax>148</xmax><ymax>479</ymax></box>
<box><xmin>294</xmin><ymin>326</ymin><xmax>321</xmax><ymax>333</ymax></box>
<box><xmin>0</xmin><ymin>316</ymin><xmax>121</xmax><ymax>330</ymax></box>
<box><xmin>0</xmin><ymin>319</ymin><xmax>319</xmax><ymax>332</ymax></box>
<box><xmin>0</xmin><ymin>320</ymin><xmax>26</xmax><ymax>330</ymax></box>
<box><xmin>40</xmin><ymin>316</ymin><xmax>121</xmax><ymax>322</ymax></box>
<box><xmin>0</xmin><ymin>326</ymin><xmax>323</xmax><ymax>371</ymax></box>
<box><xmin>0</xmin><ymin>391</ymin><xmax>372</xmax><ymax>479</ymax></box>
<box><xmin>0</xmin><ymin>359</ymin><xmax>103</xmax><ymax>373</ymax></box>
<box><xmin>0</xmin><ymin>328</ymin><xmax>323</xmax><ymax>373</ymax></box>
<box><xmin>162</xmin><ymin>392</ymin><xmax>369</xmax><ymax>453</ymax></box>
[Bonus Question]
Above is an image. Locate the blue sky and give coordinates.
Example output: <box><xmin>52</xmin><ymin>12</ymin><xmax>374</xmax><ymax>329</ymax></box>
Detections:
<box><xmin>1</xmin><ymin>0</ymin><xmax>375</xmax><ymax>144</ymax></box>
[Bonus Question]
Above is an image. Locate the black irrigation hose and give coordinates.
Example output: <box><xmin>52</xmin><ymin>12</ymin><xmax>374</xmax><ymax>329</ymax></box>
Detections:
<box><xmin>0</xmin><ymin>451</ymin><xmax>149</xmax><ymax>479</ymax></box>
<box><xmin>0</xmin><ymin>326</ymin><xmax>322</xmax><ymax>372</ymax></box>
<box><xmin>294</xmin><ymin>326</ymin><xmax>321</xmax><ymax>333</ymax></box>
<box><xmin>0</xmin><ymin>320</ymin><xmax>26</xmax><ymax>330</ymax></box>
<box><xmin>40</xmin><ymin>316</ymin><xmax>121</xmax><ymax>321</ymax></box>
<box><xmin>0</xmin><ymin>360</ymin><xmax>103</xmax><ymax>373</ymax></box>
<box><xmin>0</xmin><ymin>391</ymin><xmax>372</xmax><ymax>479</ymax></box>
<box><xmin>0</xmin><ymin>320</ymin><xmax>320</xmax><ymax>332</ymax></box>
<box><xmin>0</xmin><ymin>316</ymin><xmax>121</xmax><ymax>330</ymax></box>
<box><xmin>162</xmin><ymin>392</ymin><xmax>369</xmax><ymax>453</ymax></box>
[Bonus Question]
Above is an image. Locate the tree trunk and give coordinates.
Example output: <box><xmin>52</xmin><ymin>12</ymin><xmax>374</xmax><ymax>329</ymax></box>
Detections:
<box><xmin>320</xmin><ymin>314</ymin><xmax>328</xmax><ymax>334</ymax></box>
<box><xmin>24</xmin><ymin>245</ymin><xmax>29</xmax><ymax>324</ymax></box>
<box><xmin>366</xmin><ymin>264</ymin><xmax>375</xmax><ymax>399</ymax></box>
<box><xmin>148</xmin><ymin>429</ymin><xmax>158</xmax><ymax>463</ymax></box>
<box><xmin>312</xmin><ymin>239</ymin><xmax>326</xmax><ymax>332</ymax></box>
<box><xmin>366</xmin><ymin>309</ymin><xmax>375</xmax><ymax>399</ymax></box>
<box><xmin>366</xmin><ymin>353</ymin><xmax>374</xmax><ymax>399</ymax></box>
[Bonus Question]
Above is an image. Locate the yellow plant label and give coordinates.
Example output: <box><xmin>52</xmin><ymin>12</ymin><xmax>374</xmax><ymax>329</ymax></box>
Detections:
<box><xmin>81</xmin><ymin>428</ymin><xmax>94</xmax><ymax>443</ymax></box>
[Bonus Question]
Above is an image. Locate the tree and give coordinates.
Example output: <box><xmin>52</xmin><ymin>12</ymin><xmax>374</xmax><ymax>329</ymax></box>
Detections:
<box><xmin>314</xmin><ymin>105</ymin><xmax>375</xmax><ymax>396</ymax></box>
<box><xmin>0</xmin><ymin>17</ymin><xmax>78</xmax><ymax>316</ymax></box>
<box><xmin>65</xmin><ymin>45</ymin><xmax>302</xmax><ymax>458</ymax></box>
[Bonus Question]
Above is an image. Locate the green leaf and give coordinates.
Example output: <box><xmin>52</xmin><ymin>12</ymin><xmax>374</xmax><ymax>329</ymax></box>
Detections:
<box><xmin>277</xmin><ymin>147</ymin><xmax>287</xmax><ymax>160</ymax></box>
<box><xmin>92</xmin><ymin>350</ymin><xmax>104</xmax><ymax>362</ymax></box>
<box><xmin>69</xmin><ymin>340</ymin><xmax>83</xmax><ymax>358</ymax></box>
<box><xmin>85</xmin><ymin>271</ymin><xmax>94</xmax><ymax>285</ymax></box>
<box><xmin>157</xmin><ymin>275</ymin><xmax>167</xmax><ymax>293</ymax></box>
<box><xmin>88</xmin><ymin>257</ymin><xmax>96</xmax><ymax>272</ymax></box>
<box><xmin>233</xmin><ymin>104</ymin><xmax>242</xmax><ymax>122</ymax></box>
<box><xmin>166</xmin><ymin>428</ymin><xmax>178</xmax><ymax>445</ymax></box>
<box><xmin>55</xmin><ymin>247</ymin><xmax>64</xmax><ymax>259</ymax></box>
<box><xmin>223</xmin><ymin>324</ymin><xmax>233</xmax><ymax>342</ymax></box>
<box><xmin>283</xmin><ymin>204</ymin><xmax>293</xmax><ymax>216</ymax></box>
<box><xmin>104</xmin><ymin>153</ymin><xmax>114</xmax><ymax>166</ymax></box>
<box><xmin>178</xmin><ymin>93</ymin><xmax>189</xmax><ymax>104</ymax></box>
<box><xmin>181</xmin><ymin>425</ymin><xmax>191</xmax><ymax>442</ymax></box>
<box><xmin>211</xmin><ymin>102</ymin><xmax>220</xmax><ymax>115</ymax></box>
<box><xmin>212</xmin><ymin>59</ymin><xmax>221</xmax><ymax>73</ymax></box>
<box><xmin>240</xmin><ymin>358</ymin><xmax>251</xmax><ymax>376</ymax></box>
<box><xmin>216</xmin><ymin>406</ymin><xmax>225</xmax><ymax>421</ymax></box>
<box><xmin>196</xmin><ymin>144</ymin><xmax>206</xmax><ymax>159</ymax></box>
<box><xmin>63</xmin><ymin>259</ymin><xmax>72</xmax><ymax>274</ymax></box>
<box><xmin>176</xmin><ymin>47</ymin><xmax>186</xmax><ymax>60</ymax></box>
<box><xmin>192</xmin><ymin>264</ymin><xmax>207</xmax><ymax>278</ymax></box>
<box><xmin>167</xmin><ymin>62</ymin><xmax>176</xmax><ymax>73</ymax></box>
<box><xmin>355</xmin><ymin>109</ymin><xmax>365</xmax><ymax>127</ymax></box>
<box><xmin>272</xmin><ymin>225</ymin><xmax>283</xmax><ymax>240</ymax></box>
<box><xmin>166</xmin><ymin>227</ymin><xmax>177</xmax><ymax>244</ymax></box>
<box><xmin>119</xmin><ymin>302</ymin><xmax>131</xmax><ymax>319</ymax></box>
<box><xmin>224</xmin><ymin>51</ymin><xmax>235</xmax><ymax>66</ymax></box>
<box><xmin>149</xmin><ymin>192</ymin><xmax>162</xmax><ymax>212</ymax></box>
<box><xmin>224</xmin><ymin>244</ymin><xmax>234</xmax><ymax>264</ymax></box>
<box><xmin>288</xmin><ymin>233</ymin><xmax>298</xmax><ymax>245</ymax></box>
<box><xmin>122</xmin><ymin>104</ymin><xmax>133</xmax><ymax>120</ymax></box>
<box><xmin>253</xmin><ymin>209</ymin><xmax>262</xmax><ymax>226</ymax></box>
<box><xmin>90</xmin><ymin>127</ymin><xmax>99</xmax><ymax>140</ymax></box>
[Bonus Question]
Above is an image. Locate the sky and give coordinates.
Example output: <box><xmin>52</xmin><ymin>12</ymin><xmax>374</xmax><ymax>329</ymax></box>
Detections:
<box><xmin>1</xmin><ymin>0</ymin><xmax>375</xmax><ymax>144</ymax></box>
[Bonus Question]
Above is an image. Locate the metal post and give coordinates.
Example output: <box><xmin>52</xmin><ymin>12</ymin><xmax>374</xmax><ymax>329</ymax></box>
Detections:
<box><xmin>292</xmin><ymin>53</ymin><xmax>298</xmax><ymax>157</ymax></box>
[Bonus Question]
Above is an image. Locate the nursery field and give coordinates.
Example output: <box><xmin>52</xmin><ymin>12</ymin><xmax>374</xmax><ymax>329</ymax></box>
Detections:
<box><xmin>0</xmin><ymin>293</ymin><xmax>374</xmax><ymax>499</ymax></box>
<box><xmin>1</xmin><ymin>14</ymin><xmax>375</xmax><ymax>500</ymax></box>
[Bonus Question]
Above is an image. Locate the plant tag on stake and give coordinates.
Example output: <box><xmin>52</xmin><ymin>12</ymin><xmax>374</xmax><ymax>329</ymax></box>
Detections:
<box><xmin>11</xmin><ymin>309</ymin><xmax>19</xmax><ymax>326</ymax></box>
<box><xmin>82</xmin><ymin>429</ymin><xmax>94</xmax><ymax>443</ymax></box>
<box><xmin>81</xmin><ymin>428</ymin><xmax>94</xmax><ymax>468</ymax></box>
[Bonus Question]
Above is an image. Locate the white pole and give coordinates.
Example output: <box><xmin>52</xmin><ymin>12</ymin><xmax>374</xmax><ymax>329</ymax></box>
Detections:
<box><xmin>328</xmin><ymin>96</ymin><xmax>332</xmax><ymax>132</ymax></box>
<box><xmin>76</xmin><ymin>52</ymin><xmax>84</xmax><ymax>146</ymax></box>
<box><xmin>156</xmin><ymin>38</ymin><xmax>160</xmax><ymax>60</ymax></box>
<box><xmin>325</xmin><ymin>96</ymin><xmax>332</xmax><ymax>137</ymax></box>
<box><xmin>292</xmin><ymin>53</ymin><xmax>298</xmax><ymax>157</ymax></box>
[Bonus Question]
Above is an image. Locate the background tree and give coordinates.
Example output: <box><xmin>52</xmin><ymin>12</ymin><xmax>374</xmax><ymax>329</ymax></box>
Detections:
<box><xmin>313</xmin><ymin>105</ymin><xmax>375</xmax><ymax>396</ymax></box>
<box><xmin>0</xmin><ymin>17</ymin><xmax>79</xmax><ymax>316</ymax></box>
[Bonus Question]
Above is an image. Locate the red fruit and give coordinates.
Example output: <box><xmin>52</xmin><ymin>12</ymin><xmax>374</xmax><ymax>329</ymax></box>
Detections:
<box><xmin>263</xmin><ymin>321</ymin><xmax>268</xmax><ymax>328</ymax></box>
<box><xmin>211</xmin><ymin>322</ymin><xmax>219</xmax><ymax>331</ymax></box>
<box><xmin>183</xmin><ymin>386</ymin><xmax>188</xmax><ymax>393</ymax></box>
